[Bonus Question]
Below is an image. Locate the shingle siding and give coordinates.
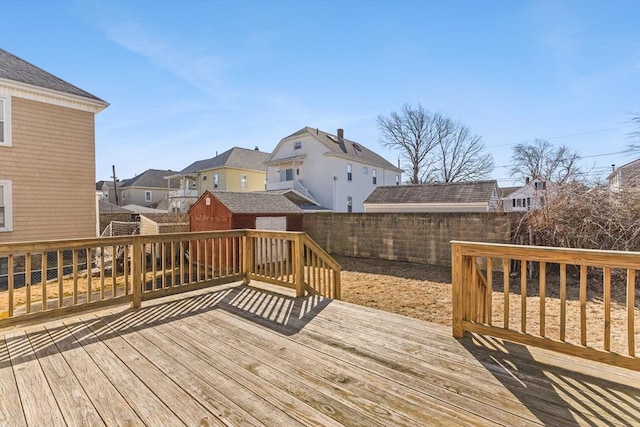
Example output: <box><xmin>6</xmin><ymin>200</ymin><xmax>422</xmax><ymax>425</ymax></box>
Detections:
<box><xmin>0</xmin><ymin>97</ymin><xmax>96</xmax><ymax>241</ymax></box>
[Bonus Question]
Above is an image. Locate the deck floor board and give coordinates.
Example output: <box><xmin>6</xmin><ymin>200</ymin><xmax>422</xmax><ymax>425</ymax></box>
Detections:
<box><xmin>0</xmin><ymin>282</ymin><xmax>638</xmax><ymax>426</ymax></box>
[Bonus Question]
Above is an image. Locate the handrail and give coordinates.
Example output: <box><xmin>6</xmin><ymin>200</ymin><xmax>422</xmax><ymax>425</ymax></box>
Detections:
<box><xmin>451</xmin><ymin>240</ymin><xmax>639</xmax><ymax>371</ymax></box>
<box><xmin>0</xmin><ymin>230</ymin><xmax>341</xmax><ymax>327</ymax></box>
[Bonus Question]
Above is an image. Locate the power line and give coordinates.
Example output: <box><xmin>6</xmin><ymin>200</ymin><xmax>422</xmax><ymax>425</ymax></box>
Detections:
<box><xmin>485</xmin><ymin>126</ymin><xmax>630</xmax><ymax>149</ymax></box>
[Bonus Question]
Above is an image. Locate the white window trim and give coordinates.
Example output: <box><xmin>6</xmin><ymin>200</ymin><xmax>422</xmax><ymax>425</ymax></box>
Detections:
<box><xmin>240</xmin><ymin>174</ymin><xmax>248</xmax><ymax>188</ymax></box>
<box><xmin>0</xmin><ymin>96</ymin><xmax>12</xmax><ymax>147</ymax></box>
<box><xmin>145</xmin><ymin>191</ymin><xmax>152</xmax><ymax>202</ymax></box>
<box><xmin>0</xmin><ymin>179</ymin><xmax>13</xmax><ymax>232</ymax></box>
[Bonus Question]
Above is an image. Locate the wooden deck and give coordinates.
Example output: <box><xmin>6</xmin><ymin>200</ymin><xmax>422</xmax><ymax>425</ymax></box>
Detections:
<box><xmin>1</xmin><ymin>282</ymin><xmax>638</xmax><ymax>427</ymax></box>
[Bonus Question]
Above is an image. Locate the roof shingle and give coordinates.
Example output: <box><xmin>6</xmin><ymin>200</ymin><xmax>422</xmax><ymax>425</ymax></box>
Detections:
<box><xmin>365</xmin><ymin>180</ymin><xmax>498</xmax><ymax>205</ymax></box>
<box><xmin>181</xmin><ymin>147</ymin><xmax>269</xmax><ymax>174</ymax></box>
<box><xmin>207</xmin><ymin>191</ymin><xmax>302</xmax><ymax>214</ymax></box>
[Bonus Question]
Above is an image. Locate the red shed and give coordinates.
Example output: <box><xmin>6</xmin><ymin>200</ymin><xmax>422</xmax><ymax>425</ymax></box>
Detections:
<box><xmin>188</xmin><ymin>191</ymin><xmax>303</xmax><ymax>232</ymax></box>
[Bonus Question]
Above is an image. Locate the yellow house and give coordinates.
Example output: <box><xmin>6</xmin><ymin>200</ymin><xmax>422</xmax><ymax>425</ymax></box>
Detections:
<box><xmin>0</xmin><ymin>48</ymin><xmax>108</xmax><ymax>242</ymax></box>
<box><xmin>168</xmin><ymin>147</ymin><xmax>269</xmax><ymax>212</ymax></box>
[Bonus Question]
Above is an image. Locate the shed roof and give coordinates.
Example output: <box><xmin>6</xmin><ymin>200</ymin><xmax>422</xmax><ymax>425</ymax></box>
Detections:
<box><xmin>120</xmin><ymin>169</ymin><xmax>180</xmax><ymax>189</ymax></box>
<box><xmin>0</xmin><ymin>48</ymin><xmax>105</xmax><ymax>102</ymax></box>
<box><xmin>199</xmin><ymin>191</ymin><xmax>303</xmax><ymax>214</ymax></box>
<box><xmin>181</xmin><ymin>147</ymin><xmax>270</xmax><ymax>174</ymax></box>
<box><xmin>98</xmin><ymin>200</ymin><xmax>134</xmax><ymax>214</ymax></box>
<box><xmin>365</xmin><ymin>180</ymin><xmax>498</xmax><ymax>205</ymax></box>
<box><xmin>274</xmin><ymin>126</ymin><xmax>402</xmax><ymax>172</ymax></box>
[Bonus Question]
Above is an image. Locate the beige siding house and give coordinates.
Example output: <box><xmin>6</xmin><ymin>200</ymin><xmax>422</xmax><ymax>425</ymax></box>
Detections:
<box><xmin>118</xmin><ymin>169</ymin><xmax>179</xmax><ymax>209</ymax></box>
<box><xmin>0</xmin><ymin>48</ymin><xmax>108</xmax><ymax>242</ymax></box>
<box><xmin>608</xmin><ymin>158</ymin><xmax>640</xmax><ymax>193</ymax></box>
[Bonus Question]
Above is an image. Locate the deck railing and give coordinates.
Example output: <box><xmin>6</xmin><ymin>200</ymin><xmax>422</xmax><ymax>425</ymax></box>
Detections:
<box><xmin>451</xmin><ymin>241</ymin><xmax>639</xmax><ymax>370</ymax></box>
<box><xmin>0</xmin><ymin>230</ymin><xmax>340</xmax><ymax>327</ymax></box>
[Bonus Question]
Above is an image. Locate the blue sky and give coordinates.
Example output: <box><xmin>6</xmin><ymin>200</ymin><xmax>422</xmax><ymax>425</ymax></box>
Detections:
<box><xmin>1</xmin><ymin>0</ymin><xmax>639</xmax><ymax>186</ymax></box>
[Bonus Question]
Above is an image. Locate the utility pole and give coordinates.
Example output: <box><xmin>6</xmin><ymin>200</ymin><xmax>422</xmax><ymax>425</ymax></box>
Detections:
<box><xmin>111</xmin><ymin>165</ymin><xmax>119</xmax><ymax>206</ymax></box>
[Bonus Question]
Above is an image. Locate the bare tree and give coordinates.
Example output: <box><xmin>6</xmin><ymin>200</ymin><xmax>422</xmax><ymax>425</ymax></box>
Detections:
<box><xmin>378</xmin><ymin>104</ymin><xmax>494</xmax><ymax>183</ymax></box>
<box><xmin>510</xmin><ymin>139</ymin><xmax>582</xmax><ymax>184</ymax></box>
<box><xmin>377</xmin><ymin>103</ymin><xmax>440</xmax><ymax>184</ymax></box>
<box><xmin>433</xmin><ymin>122</ymin><xmax>494</xmax><ymax>182</ymax></box>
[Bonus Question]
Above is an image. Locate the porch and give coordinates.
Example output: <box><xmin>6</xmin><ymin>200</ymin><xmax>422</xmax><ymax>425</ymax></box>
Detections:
<box><xmin>2</xmin><ymin>282</ymin><xmax>638</xmax><ymax>426</ymax></box>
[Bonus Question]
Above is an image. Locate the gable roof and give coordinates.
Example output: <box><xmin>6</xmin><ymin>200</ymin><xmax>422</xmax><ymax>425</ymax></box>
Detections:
<box><xmin>180</xmin><ymin>147</ymin><xmax>270</xmax><ymax>174</ymax></box>
<box><xmin>364</xmin><ymin>180</ymin><xmax>498</xmax><ymax>205</ymax></box>
<box><xmin>98</xmin><ymin>200</ymin><xmax>134</xmax><ymax>214</ymax></box>
<box><xmin>275</xmin><ymin>126</ymin><xmax>402</xmax><ymax>172</ymax></box>
<box><xmin>0</xmin><ymin>48</ymin><xmax>105</xmax><ymax>103</ymax></box>
<box><xmin>194</xmin><ymin>191</ymin><xmax>302</xmax><ymax>214</ymax></box>
<box><xmin>607</xmin><ymin>157</ymin><xmax>640</xmax><ymax>180</ymax></box>
<box><xmin>120</xmin><ymin>169</ymin><xmax>180</xmax><ymax>189</ymax></box>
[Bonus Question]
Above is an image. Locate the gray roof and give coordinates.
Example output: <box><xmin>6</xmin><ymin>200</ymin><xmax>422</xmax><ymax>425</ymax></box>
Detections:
<box><xmin>499</xmin><ymin>186</ymin><xmax>520</xmax><ymax>198</ymax></box>
<box><xmin>181</xmin><ymin>147</ymin><xmax>270</xmax><ymax>174</ymax></box>
<box><xmin>120</xmin><ymin>169</ymin><xmax>180</xmax><ymax>189</ymax></box>
<box><xmin>141</xmin><ymin>213</ymin><xmax>189</xmax><ymax>224</ymax></box>
<box><xmin>607</xmin><ymin>157</ymin><xmax>640</xmax><ymax>180</ymax></box>
<box><xmin>277</xmin><ymin>127</ymin><xmax>402</xmax><ymax>172</ymax></box>
<box><xmin>206</xmin><ymin>191</ymin><xmax>302</xmax><ymax>214</ymax></box>
<box><xmin>98</xmin><ymin>200</ymin><xmax>134</xmax><ymax>214</ymax></box>
<box><xmin>364</xmin><ymin>180</ymin><xmax>498</xmax><ymax>205</ymax></box>
<box><xmin>0</xmin><ymin>48</ymin><xmax>105</xmax><ymax>102</ymax></box>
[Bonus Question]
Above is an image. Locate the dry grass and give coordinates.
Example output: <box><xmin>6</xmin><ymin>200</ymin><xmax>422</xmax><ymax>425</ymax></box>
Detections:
<box><xmin>337</xmin><ymin>255</ymin><xmax>640</xmax><ymax>356</ymax></box>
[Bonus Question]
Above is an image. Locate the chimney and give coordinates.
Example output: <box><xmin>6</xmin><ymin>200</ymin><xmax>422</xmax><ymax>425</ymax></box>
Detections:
<box><xmin>254</xmin><ymin>146</ymin><xmax>259</xmax><ymax>151</ymax></box>
<box><xmin>525</xmin><ymin>177</ymin><xmax>530</xmax><ymax>185</ymax></box>
<box><xmin>337</xmin><ymin>128</ymin><xmax>344</xmax><ymax>139</ymax></box>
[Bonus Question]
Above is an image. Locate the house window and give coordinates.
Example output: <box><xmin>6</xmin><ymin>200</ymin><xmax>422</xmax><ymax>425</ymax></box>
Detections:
<box><xmin>347</xmin><ymin>164</ymin><xmax>352</xmax><ymax>182</ymax></box>
<box><xmin>240</xmin><ymin>174</ymin><xmax>247</xmax><ymax>189</ymax></box>
<box><xmin>0</xmin><ymin>97</ymin><xmax>11</xmax><ymax>146</ymax></box>
<box><xmin>362</xmin><ymin>167</ymin><xmax>368</xmax><ymax>174</ymax></box>
<box><xmin>347</xmin><ymin>196</ymin><xmax>353</xmax><ymax>213</ymax></box>
<box><xmin>213</xmin><ymin>173</ymin><xmax>219</xmax><ymax>189</ymax></box>
<box><xmin>145</xmin><ymin>191</ymin><xmax>152</xmax><ymax>202</ymax></box>
<box><xmin>294</xmin><ymin>141</ymin><xmax>302</xmax><ymax>150</ymax></box>
<box><xmin>512</xmin><ymin>199</ymin><xmax>516</xmax><ymax>208</ymax></box>
<box><xmin>280</xmin><ymin>168</ymin><xmax>294</xmax><ymax>181</ymax></box>
<box><xmin>395</xmin><ymin>175</ymin><xmax>399</xmax><ymax>185</ymax></box>
<box><xmin>527</xmin><ymin>197</ymin><xmax>531</xmax><ymax>207</ymax></box>
<box><xmin>372</xmin><ymin>169</ymin><xmax>377</xmax><ymax>185</ymax></box>
<box><xmin>0</xmin><ymin>180</ymin><xmax>12</xmax><ymax>231</ymax></box>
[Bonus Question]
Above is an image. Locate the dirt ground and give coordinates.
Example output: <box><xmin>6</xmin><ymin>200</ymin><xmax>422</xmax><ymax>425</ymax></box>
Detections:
<box><xmin>337</xmin><ymin>255</ymin><xmax>640</xmax><ymax>356</ymax></box>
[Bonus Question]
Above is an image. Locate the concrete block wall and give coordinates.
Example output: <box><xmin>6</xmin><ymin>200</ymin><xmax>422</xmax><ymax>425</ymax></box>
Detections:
<box><xmin>302</xmin><ymin>212</ymin><xmax>515</xmax><ymax>267</ymax></box>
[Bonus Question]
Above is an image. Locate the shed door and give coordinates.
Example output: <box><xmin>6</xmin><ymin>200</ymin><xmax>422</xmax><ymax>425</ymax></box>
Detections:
<box><xmin>255</xmin><ymin>216</ymin><xmax>287</xmax><ymax>231</ymax></box>
<box><xmin>255</xmin><ymin>217</ymin><xmax>287</xmax><ymax>265</ymax></box>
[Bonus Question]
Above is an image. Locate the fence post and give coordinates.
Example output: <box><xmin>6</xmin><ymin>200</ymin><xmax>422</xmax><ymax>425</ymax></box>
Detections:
<box><xmin>451</xmin><ymin>242</ymin><xmax>464</xmax><ymax>338</ymax></box>
<box><xmin>294</xmin><ymin>234</ymin><xmax>305</xmax><ymax>297</ymax></box>
<box><xmin>131</xmin><ymin>236</ymin><xmax>142</xmax><ymax>309</ymax></box>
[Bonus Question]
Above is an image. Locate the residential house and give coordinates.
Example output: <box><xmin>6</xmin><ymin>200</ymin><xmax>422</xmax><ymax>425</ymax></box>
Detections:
<box><xmin>265</xmin><ymin>127</ymin><xmax>402</xmax><ymax>212</ymax></box>
<box><xmin>96</xmin><ymin>180</ymin><xmax>117</xmax><ymax>204</ymax></box>
<box><xmin>118</xmin><ymin>169</ymin><xmax>179</xmax><ymax>209</ymax></box>
<box><xmin>0</xmin><ymin>48</ymin><xmax>108</xmax><ymax>241</ymax></box>
<box><xmin>168</xmin><ymin>147</ymin><xmax>270</xmax><ymax>212</ymax></box>
<box><xmin>501</xmin><ymin>177</ymin><xmax>550</xmax><ymax>212</ymax></box>
<box><xmin>364</xmin><ymin>180</ymin><xmax>500</xmax><ymax>213</ymax></box>
<box><xmin>608</xmin><ymin>158</ymin><xmax>640</xmax><ymax>193</ymax></box>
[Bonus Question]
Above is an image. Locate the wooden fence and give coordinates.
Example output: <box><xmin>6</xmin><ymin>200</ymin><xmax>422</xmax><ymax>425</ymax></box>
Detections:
<box><xmin>451</xmin><ymin>241</ymin><xmax>639</xmax><ymax>370</ymax></box>
<box><xmin>0</xmin><ymin>230</ymin><xmax>340</xmax><ymax>327</ymax></box>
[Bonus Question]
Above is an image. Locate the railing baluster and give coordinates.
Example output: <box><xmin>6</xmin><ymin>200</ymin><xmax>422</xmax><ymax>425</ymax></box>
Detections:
<box><xmin>25</xmin><ymin>253</ymin><xmax>32</xmax><ymax>313</ymax></box>
<box><xmin>86</xmin><ymin>248</ymin><xmax>92</xmax><ymax>303</ymax></box>
<box><xmin>520</xmin><ymin>258</ymin><xmax>527</xmax><ymax>333</ymax></box>
<box><xmin>42</xmin><ymin>252</ymin><xmax>48</xmax><ymax>310</ymax></box>
<box><xmin>486</xmin><ymin>257</ymin><xmax>492</xmax><ymax>325</ymax></box>
<box><xmin>503</xmin><ymin>258</ymin><xmax>509</xmax><ymax>329</ymax></box>
<box><xmin>628</xmin><ymin>269</ymin><xmax>636</xmax><ymax>357</ymax></box>
<box><xmin>100</xmin><ymin>247</ymin><xmax>105</xmax><ymax>300</ymax></box>
<box><xmin>8</xmin><ymin>254</ymin><xmax>14</xmax><ymax>317</ymax></box>
<box><xmin>603</xmin><ymin>266</ymin><xmax>611</xmax><ymax>352</ymax></box>
<box><xmin>57</xmin><ymin>250</ymin><xmax>63</xmax><ymax>308</ymax></box>
<box><xmin>580</xmin><ymin>264</ymin><xmax>588</xmax><ymax>346</ymax></box>
<box><xmin>539</xmin><ymin>261</ymin><xmax>546</xmax><ymax>337</ymax></box>
<box><xmin>559</xmin><ymin>263</ymin><xmax>567</xmax><ymax>342</ymax></box>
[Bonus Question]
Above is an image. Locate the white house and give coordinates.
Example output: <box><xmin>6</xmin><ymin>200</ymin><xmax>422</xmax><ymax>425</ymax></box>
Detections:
<box><xmin>265</xmin><ymin>127</ymin><xmax>402</xmax><ymax>212</ymax></box>
<box><xmin>501</xmin><ymin>177</ymin><xmax>550</xmax><ymax>212</ymax></box>
<box><xmin>364</xmin><ymin>180</ymin><xmax>500</xmax><ymax>213</ymax></box>
<box><xmin>608</xmin><ymin>158</ymin><xmax>640</xmax><ymax>193</ymax></box>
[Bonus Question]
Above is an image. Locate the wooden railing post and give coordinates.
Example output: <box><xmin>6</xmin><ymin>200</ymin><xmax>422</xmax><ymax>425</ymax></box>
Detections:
<box><xmin>242</xmin><ymin>233</ymin><xmax>251</xmax><ymax>285</ymax></box>
<box><xmin>451</xmin><ymin>242</ymin><xmax>464</xmax><ymax>338</ymax></box>
<box><xmin>294</xmin><ymin>234</ymin><xmax>305</xmax><ymax>297</ymax></box>
<box><xmin>131</xmin><ymin>237</ymin><xmax>142</xmax><ymax>309</ymax></box>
